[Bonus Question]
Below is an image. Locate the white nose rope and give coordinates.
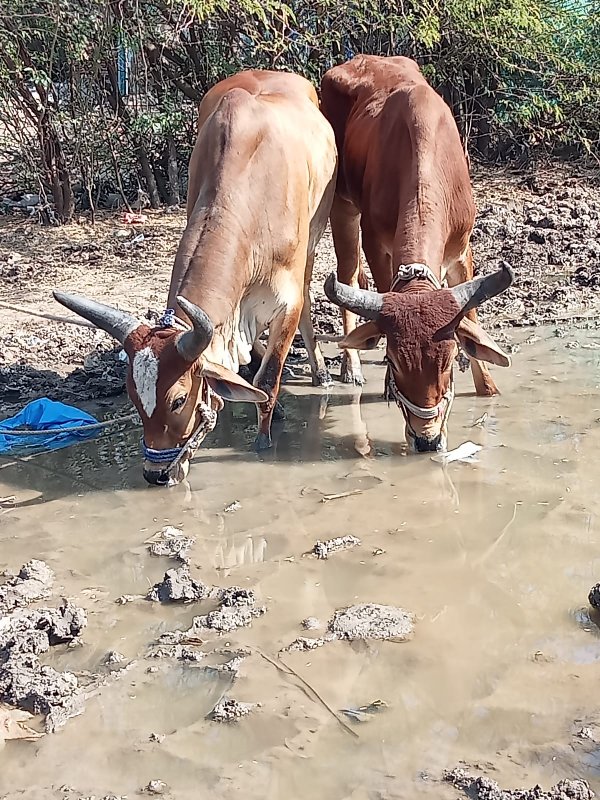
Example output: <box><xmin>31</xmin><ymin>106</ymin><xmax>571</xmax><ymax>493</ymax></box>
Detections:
<box><xmin>390</xmin><ymin>263</ymin><xmax>445</xmax><ymax>291</ymax></box>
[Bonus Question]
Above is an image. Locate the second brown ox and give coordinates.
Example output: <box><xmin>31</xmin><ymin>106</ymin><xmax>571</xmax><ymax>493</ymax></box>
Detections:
<box><xmin>321</xmin><ymin>55</ymin><xmax>514</xmax><ymax>453</ymax></box>
<box><xmin>54</xmin><ymin>70</ymin><xmax>337</xmax><ymax>485</ymax></box>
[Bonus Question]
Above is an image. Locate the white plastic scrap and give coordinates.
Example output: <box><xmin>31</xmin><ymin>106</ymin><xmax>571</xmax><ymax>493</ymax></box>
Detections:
<box><xmin>430</xmin><ymin>441</ymin><xmax>482</xmax><ymax>465</ymax></box>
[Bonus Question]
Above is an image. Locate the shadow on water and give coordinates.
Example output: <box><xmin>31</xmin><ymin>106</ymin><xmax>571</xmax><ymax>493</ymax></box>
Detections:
<box><xmin>0</xmin><ymin>379</ymin><xmax>405</xmax><ymax>506</ymax></box>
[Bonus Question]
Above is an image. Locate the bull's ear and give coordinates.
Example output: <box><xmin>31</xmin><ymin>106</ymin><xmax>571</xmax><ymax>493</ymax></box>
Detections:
<box><xmin>203</xmin><ymin>361</ymin><xmax>268</xmax><ymax>403</ymax></box>
<box><xmin>339</xmin><ymin>321</ymin><xmax>383</xmax><ymax>351</ymax></box>
<box><xmin>456</xmin><ymin>318</ymin><xmax>511</xmax><ymax>367</ymax></box>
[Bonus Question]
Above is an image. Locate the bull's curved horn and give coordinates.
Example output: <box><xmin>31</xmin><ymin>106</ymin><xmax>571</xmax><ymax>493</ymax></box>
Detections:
<box><xmin>324</xmin><ymin>272</ymin><xmax>384</xmax><ymax>320</ymax></box>
<box><xmin>175</xmin><ymin>295</ymin><xmax>214</xmax><ymax>362</ymax></box>
<box><xmin>450</xmin><ymin>261</ymin><xmax>515</xmax><ymax>318</ymax></box>
<box><xmin>53</xmin><ymin>291</ymin><xmax>141</xmax><ymax>344</ymax></box>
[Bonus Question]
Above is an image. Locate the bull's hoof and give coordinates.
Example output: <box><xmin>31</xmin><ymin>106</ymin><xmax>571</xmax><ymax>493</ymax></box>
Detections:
<box><xmin>476</xmin><ymin>384</ymin><xmax>500</xmax><ymax>397</ymax></box>
<box><xmin>254</xmin><ymin>432</ymin><xmax>272</xmax><ymax>452</ymax></box>
<box><xmin>272</xmin><ymin>399</ymin><xmax>286</xmax><ymax>421</ymax></box>
<box><xmin>340</xmin><ymin>353</ymin><xmax>365</xmax><ymax>386</ymax></box>
<box><xmin>340</xmin><ymin>368</ymin><xmax>365</xmax><ymax>386</ymax></box>
<box><xmin>312</xmin><ymin>368</ymin><xmax>333</xmax><ymax>389</ymax></box>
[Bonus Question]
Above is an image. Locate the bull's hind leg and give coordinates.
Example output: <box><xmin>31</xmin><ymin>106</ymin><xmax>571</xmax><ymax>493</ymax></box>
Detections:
<box><xmin>330</xmin><ymin>194</ymin><xmax>364</xmax><ymax>385</ymax></box>
<box><xmin>299</xmin><ymin>253</ymin><xmax>333</xmax><ymax>388</ymax></box>
<box><xmin>253</xmin><ymin>304</ymin><xmax>303</xmax><ymax>451</ymax></box>
<box><xmin>447</xmin><ymin>246</ymin><xmax>500</xmax><ymax>397</ymax></box>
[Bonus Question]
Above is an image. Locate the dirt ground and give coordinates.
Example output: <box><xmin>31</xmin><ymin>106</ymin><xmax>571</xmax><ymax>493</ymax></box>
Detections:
<box><xmin>1</xmin><ymin>165</ymin><xmax>600</xmax><ymax>415</ymax></box>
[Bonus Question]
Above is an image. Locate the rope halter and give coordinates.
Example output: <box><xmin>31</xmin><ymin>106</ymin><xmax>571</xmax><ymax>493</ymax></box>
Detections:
<box><xmin>141</xmin><ymin>308</ymin><xmax>221</xmax><ymax>477</ymax></box>
<box><xmin>141</xmin><ymin>385</ymin><xmax>219</xmax><ymax>469</ymax></box>
<box><xmin>390</xmin><ymin>262</ymin><xmax>445</xmax><ymax>291</ymax></box>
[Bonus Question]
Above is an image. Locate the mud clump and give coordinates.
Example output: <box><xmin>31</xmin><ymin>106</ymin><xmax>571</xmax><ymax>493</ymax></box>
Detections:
<box><xmin>588</xmin><ymin>583</ymin><xmax>600</xmax><ymax>610</ymax></box>
<box><xmin>281</xmin><ymin>634</ymin><xmax>335</xmax><ymax>653</ymax></box>
<box><xmin>0</xmin><ymin>600</ymin><xmax>86</xmax><ymax>656</ymax></box>
<box><xmin>153</xmin><ymin>586</ymin><xmax>266</xmax><ymax>657</ymax></box>
<box><xmin>209</xmin><ymin>697</ymin><xmax>258</xmax><ymax>722</ymax></box>
<box><xmin>146</xmin><ymin>566</ymin><xmax>212</xmax><ymax>604</ymax></box>
<box><xmin>0</xmin><ymin>652</ymin><xmax>79</xmax><ymax>716</ymax></box>
<box><xmin>0</xmin><ymin>559</ymin><xmax>54</xmax><ymax>613</ymax></box>
<box><xmin>0</xmin><ymin>560</ymin><xmax>89</xmax><ymax>732</ymax></box>
<box><xmin>194</xmin><ymin>586</ymin><xmax>266</xmax><ymax>633</ymax></box>
<box><xmin>147</xmin><ymin>526</ymin><xmax>195</xmax><ymax>563</ymax></box>
<box><xmin>195</xmin><ymin>604</ymin><xmax>265</xmax><ymax>634</ymax></box>
<box><xmin>328</xmin><ymin>603</ymin><xmax>415</xmax><ymax>642</ymax></box>
<box><xmin>443</xmin><ymin>768</ymin><xmax>594</xmax><ymax>799</ymax></box>
<box><xmin>310</xmin><ymin>535</ymin><xmax>361</xmax><ymax>559</ymax></box>
<box><xmin>218</xmin><ymin>587</ymin><xmax>257</xmax><ymax>607</ymax></box>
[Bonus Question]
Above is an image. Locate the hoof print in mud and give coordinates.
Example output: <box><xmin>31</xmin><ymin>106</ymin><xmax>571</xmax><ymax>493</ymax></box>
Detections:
<box><xmin>328</xmin><ymin>603</ymin><xmax>415</xmax><ymax>642</ymax></box>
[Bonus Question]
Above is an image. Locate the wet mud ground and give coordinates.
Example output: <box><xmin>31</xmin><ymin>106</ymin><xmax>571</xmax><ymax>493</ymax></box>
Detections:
<box><xmin>2</xmin><ymin>331</ymin><xmax>600</xmax><ymax>798</ymax></box>
<box><xmin>1</xmin><ymin>166</ymin><xmax>600</xmax><ymax>798</ymax></box>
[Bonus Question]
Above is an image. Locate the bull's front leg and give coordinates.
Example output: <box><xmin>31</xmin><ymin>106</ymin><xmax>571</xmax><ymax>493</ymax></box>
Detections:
<box><xmin>252</xmin><ymin>305</ymin><xmax>302</xmax><ymax>451</ymax></box>
<box><xmin>299</xmin><ymin>254</ymin><xmax>333</xmax><ymax>388</ymax></box>
<box><xmin>330</xmin><ymin>194</ymin><xmax>365</xmax><ymax>385</ymax></box>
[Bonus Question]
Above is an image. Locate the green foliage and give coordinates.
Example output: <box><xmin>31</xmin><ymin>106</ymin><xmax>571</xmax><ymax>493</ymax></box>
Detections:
<box><xmin>0</xmin><ymin>0</ymin><xmax>598</xmax><ymax>220</ymax></box>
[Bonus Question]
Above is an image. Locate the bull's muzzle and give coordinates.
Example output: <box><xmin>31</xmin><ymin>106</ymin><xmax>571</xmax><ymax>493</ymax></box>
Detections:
<box><xmin>413</xmin><ymin>433</ymin><xmax>444</xmax><ymax>453</ymax></box>
<box><xmin>143</xmin><ymin>467</ymin><xmax>171</xmax><ymax>486</ymax></box>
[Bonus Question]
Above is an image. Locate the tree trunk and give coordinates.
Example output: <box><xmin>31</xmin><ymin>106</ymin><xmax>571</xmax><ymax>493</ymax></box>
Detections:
<box><xmin>137</xmin><ymin>146</ymin><xmax>161</xmax><ymax>209</ymax></box>
<box><xmin>166</xmin><ymin>136</ymin><xmax>180</xmax><ymax>206</ymax></box>
<box><xmin>38</xmin><ymin>112</ymin><xmax>74</xmax><ymax>224</ymax></box>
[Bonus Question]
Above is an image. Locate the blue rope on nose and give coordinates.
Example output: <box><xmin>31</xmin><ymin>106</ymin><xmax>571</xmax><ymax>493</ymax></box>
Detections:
<box><xmin>142</xmin><ymin>440</ymin><xmax>182</xmax><ymax>464</ymax></box>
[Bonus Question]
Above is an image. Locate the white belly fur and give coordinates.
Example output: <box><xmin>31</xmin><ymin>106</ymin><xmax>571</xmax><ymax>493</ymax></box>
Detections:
<box><xmin>204</xmin><ymin>280</ymin><xmax>296</xmax><ymax>372</ymax></box>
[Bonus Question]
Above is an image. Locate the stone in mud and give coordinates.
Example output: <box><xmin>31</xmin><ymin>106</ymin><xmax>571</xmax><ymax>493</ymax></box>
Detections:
<box><xmin>301</xmin><ymin>617</ymin><xmax>322</xmax><ymax>631</ymax></box>
<box><xmin>0</xmin><ymin>559</ymin><xmax>54</xmax><ymax>614</ymax></box>
<box><xmin>588</xmin><ymin>583</ymin><xmax>600</xmax><ymax>609</ymax></box>
<box><xmin>210</xmin><ymin>697</ymin><xmax>258</xmax><ymax>722</ymax></box>
<box><xmin>443</xmin><ymin>768</ymin><xmax>595</xmax><ymax>799</ymax></box>
<box><xmin>146</xmin><ymin>566</ymin><xmax>210</xmax><ymax>603</ymax></box>
<box><xmin>310</xmin><ymin>535</ymin><xmax>361</xmax><ymax>559</ymax></box>
<box><xmin>144</xmin><ymin>779</ymin><xmax>168</xmax><ymax>795</ymax></box>
<box><xmin>328</xmin><ymin>603</ymin><xmax>415</xmax><ymax>642</ymax></box>
<box><xmin>103</xmin><ymin>650</ymin><xmax>125</xmax><ymax>665</ymax></box>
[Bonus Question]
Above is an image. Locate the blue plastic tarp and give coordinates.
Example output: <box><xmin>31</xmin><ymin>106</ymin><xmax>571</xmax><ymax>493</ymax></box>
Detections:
<box><xmin>0</xmin><ymin>398</ymin><xmax>99</xmax><ymax>455</ymax></box>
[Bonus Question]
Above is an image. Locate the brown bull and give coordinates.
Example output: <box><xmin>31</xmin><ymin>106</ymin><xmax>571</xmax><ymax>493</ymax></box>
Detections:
<box><xmin>54</xmin><ymin>70</ymin><xmax>337</xmax><ymax>484</ymax></box>
<box><xmin>320</xmin><ymin>55</ymin><xmax>514</xmax><ymax>453</ymax></box>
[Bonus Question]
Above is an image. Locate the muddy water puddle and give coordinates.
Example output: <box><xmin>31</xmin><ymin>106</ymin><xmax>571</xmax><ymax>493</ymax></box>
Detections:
<box><xmin>2</xmin><ymin>328</ymin><xmax>600</xmax><ymax>799</ymax></box>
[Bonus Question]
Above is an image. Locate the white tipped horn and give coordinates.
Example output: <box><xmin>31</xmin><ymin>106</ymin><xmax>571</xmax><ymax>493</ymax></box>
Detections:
<box><xmin>175</xmin><ymin>295</ymin><xmax>214</xmax><ymax>362</ymax></box>
<box><xmin>53</xmin><ymin>291</ymin><xmax>141</xmax><ymax>344</ymax></box>
<box><xmin>324</xmin><ymin>272</ymin><xmax>384</xmax><ymax>320</ymax></box>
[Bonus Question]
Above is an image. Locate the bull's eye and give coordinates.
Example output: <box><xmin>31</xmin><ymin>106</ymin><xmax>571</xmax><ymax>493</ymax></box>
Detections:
<box><xmin>171</xmin><ymin>395</ymin><xmax>187</xmax><ymax>412</ymax></box>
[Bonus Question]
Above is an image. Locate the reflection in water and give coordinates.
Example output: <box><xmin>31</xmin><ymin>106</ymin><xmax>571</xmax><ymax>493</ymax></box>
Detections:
<box><xmin>1</xmin><ymin>330</ymin><xmax>600</xmax><ymax>798</ymax></box>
